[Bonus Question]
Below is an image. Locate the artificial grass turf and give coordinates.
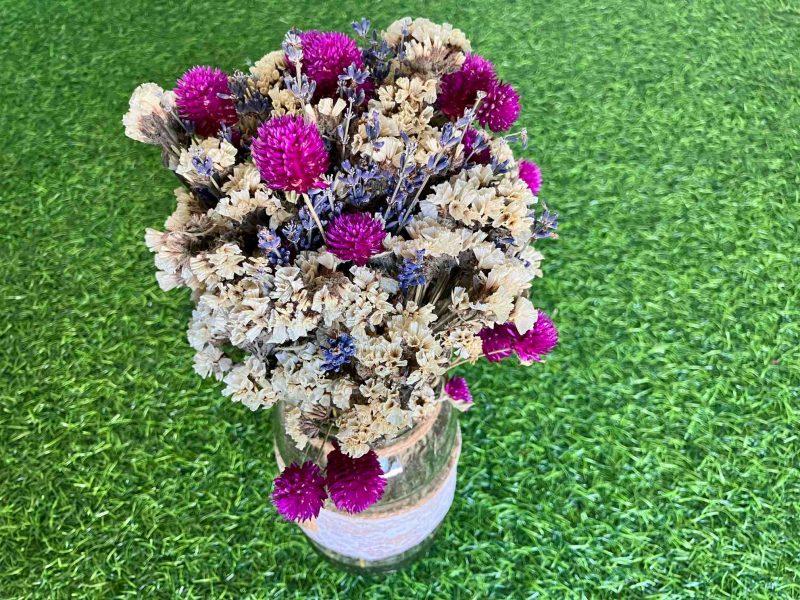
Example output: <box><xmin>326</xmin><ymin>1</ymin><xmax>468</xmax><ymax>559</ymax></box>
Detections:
<box><xmin>2</xmin><ymin>0</ymin><xmax>799</xmax><ymax>596</ymax></box>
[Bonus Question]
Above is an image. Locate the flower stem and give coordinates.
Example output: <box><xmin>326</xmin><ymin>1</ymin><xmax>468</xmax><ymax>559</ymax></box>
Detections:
<box><xmin>302</xmin><ymin>193</ymin><xmax>327</xmax><ymax>243</ymax></box>
<box><xmin>447</xmin><ymin>348</ymin><xmax>510</xmax><ymax>370</ymax></box>
<box><xmin>316</xmin><ymin>420</ymin><xmax>335</xmax><ymax>464</ymax></box>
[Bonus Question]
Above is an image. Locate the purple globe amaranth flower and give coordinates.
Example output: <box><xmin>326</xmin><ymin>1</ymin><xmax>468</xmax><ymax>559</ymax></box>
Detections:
<box><xmin>251</xmin><ymin>115</ymin><xmax>329</xmax><ymax>193</ymax></box>
<box><xmin>439</xmin><ymin>53</ymin><xmax>521</xmax><ymax>132</ymax></box>
<box><xmin>477</xmin><ymin>322</ymin><xmax>519</xmax><ymax>362</ymax></box>
<box><xmin>272</xmin><ymin>461</ymin><xmax>328</xmax><ymax>523</ymax></box>
<box><xmin>519</xmin><ymin>159</ymin><xmax>542</xmax><ymax>195</ymax></box>
<box><xmin>174</xmin><ymin>66</ymin><xmax>238</xmax><ymax>137</ymax></box>
<box><xmin>439</xmin><ymin>53</ymin><xmax>496</xmax><ymax>121</ymax></box>
<box><xmin>462</xmin><ymin>128</ymin><xmax>491</xmax><ymax>165</ymax></box>
<box><xmin>479</xmin><ymin>81</ymin><xmax>520</xmax><ymax>132</ymax></box>
<box><xmin>444</xmin><ymin>377</ymin><xmax>473</xmax><ymax>412</ymax></box>
<box><xmin>514</xmin><ymin>311</ymin><xmax>558</xmax><ymax>364</ymax></box>
<box><xmin>325</xmin><ymin>443</ymin><xmax>386</xmax><ymax>513</ymax></box>
<box><xmin>326</xmin><ymin>212</ymin><xmax>385</xmax><ymax>266</ymax></box>
<box><xmin>291</xmin><ymin>31</ymin><xmax>365</xmax><ymax>99</ymax></box>
<box><xmin>478</xmin><ymin>311</ymin><xmax>558</xmax><ymax>364</ymax></box>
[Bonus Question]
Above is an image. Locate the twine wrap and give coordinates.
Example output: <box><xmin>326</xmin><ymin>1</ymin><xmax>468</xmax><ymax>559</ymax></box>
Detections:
<box><xmin>274</xmin><ymin>403</ymin><xmax>461</xmax><ymax>563</ymax></box>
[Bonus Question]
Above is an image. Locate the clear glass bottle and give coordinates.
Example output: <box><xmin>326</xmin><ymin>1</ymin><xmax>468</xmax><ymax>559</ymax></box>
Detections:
<box><xmin>273</xmin><ymin>400</ymin><xmax>461</xmax><ymax>573</ymax></box>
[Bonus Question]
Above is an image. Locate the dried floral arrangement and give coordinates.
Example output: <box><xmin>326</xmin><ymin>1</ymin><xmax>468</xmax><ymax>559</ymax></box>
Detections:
<box><xmin>124</xmin><ymin>17</ymin><xmax>558</xmax><ymax>522</ymax></box>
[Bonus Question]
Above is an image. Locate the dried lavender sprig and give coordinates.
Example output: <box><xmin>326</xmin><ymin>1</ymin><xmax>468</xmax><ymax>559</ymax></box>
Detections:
<box><xmin>352</xmin><ymin>17</ymin><xmax>370</xmax><ymax>37</ymax></box>
<box><xmin>283</xmin><ymin>29</ymin><xmax>303</xmax><ymax>64</ymax></box>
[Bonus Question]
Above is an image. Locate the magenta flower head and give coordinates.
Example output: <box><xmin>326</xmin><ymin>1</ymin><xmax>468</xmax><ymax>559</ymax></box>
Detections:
<box><xmin>479</xmin><ymin>311</ymin><xmax>558</xmax><ymax>364</ymax></box>
<box><xmin>325</xmin><ymin>443</ymin><xmax>386</xmax><ymax>513</ymax></box>
<box><xmin>479</xmin><ymin>81</ymin><xmax>520</xmax><ymax>132</ymax></box>
<box><xmin>439</xmin><ymin>53</ymin><xmax>496</xmax><ymax>121</ymax></box>
<box><xmin>291</xmin><ymin>31</ymin><xmax>364</xmax><ymax>98</ymax></box>
<box><xmin>272</xmin><ymin>461</ymin><xmax>328</xmax><ymax>523</ymax></box>
<box><xmin>251</xmin><ymin>115</ymin><xmax>329</xmax><ymax>193</ymax></box>
<box><xmin>478</xmin><ymin>322</ymin><xmax>519</xmax><ymax>362</ymax></box>
<box><xmin>326</xmin><ymin>212</ymin><xmax>386</xmax><ymax>266</ymax></box>
<box><xmin>439</xmin><ymin>53</ymin><xmax>520</xmax><ymax>132</ymax></box>
<box><xmin>518</xmin><ymin>159</ymin><xmax>542</xmax><ymax>195</ymax></box>
<box><xmin>514</xmin><ymin>310</ymin><xmax>558</xmax><ymax>364</ymax></box>
<box><xmin>462</xmin><ymin>128</ymin><xmax>491</xmax><ymax>165</ymax></box>
<box><xmin>174</xmin><ymin>66</ymin><xmax>238</xmax><ymax>137</ymax></box>
<box><xmin>444</xmin><ymin>377</ymin><xmax>473</xmax><ymax>412</ymax></box>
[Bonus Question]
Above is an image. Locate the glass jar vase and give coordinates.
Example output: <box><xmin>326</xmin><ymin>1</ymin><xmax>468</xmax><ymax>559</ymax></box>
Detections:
<box><xmin>273</xmin><ymin>400</ymin><xmax>461</xmax><ymax>573</ymax></box>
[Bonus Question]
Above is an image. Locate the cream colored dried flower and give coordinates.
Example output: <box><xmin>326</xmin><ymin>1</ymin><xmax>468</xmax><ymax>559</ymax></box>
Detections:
<box><xmin>222</xmin><ymin>356</ymin><xmax>277</xmax><ymax>410</ymax></box>
<box><xmin>250</xmin><ymin>50</ymin><xmax>286</xmax><ymax>92</ymax></box>
<box><xmin>384</xmin><ymin>17</ymin><xmax>470</xmax><ymax>76</ymax></box>
<box><xmin>511</xmin><ymin>296</ymin><xmax>539</xmax><ymax>334</ymax></box>
<box><xmin>284</xmin><ymin>406</ymin><xmax>311</xmax><ymax>450</ymax></box>
<box><xmin>268</xmin><ymin>84</ymin><xmax>303</xmax><ymax>117</ymax></box>
<box><xmin>193</xmin><ymin>344</ymin><xmax>232</xmax><ymax>380</ymax></box>
<box><xmin>123</xmin><ymin>83</ymin><xmax>178</xmax><ymax>145</ymax></box>
<box><xmin>164</xmin><ymin>188</ymin><xmax>204</xmax><ymax>232</ymax></box>
<box><xmin>175</xmin><ymin>138</ymin><xmax>237</xmax><ymax>185</ymax></box>
<box><xmin>316</xmin><ymin>97</ymin><xmax>347</xmax><ymax>118</ymax></box>
<box><xmin>189</xmin><ymin>243</ymin><xmax>246</xmax><ymax>290</ymax></box>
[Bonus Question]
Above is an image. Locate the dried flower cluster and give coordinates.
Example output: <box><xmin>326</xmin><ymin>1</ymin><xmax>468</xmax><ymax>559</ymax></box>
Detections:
<box><xmin>273</xmin><ymin>444</ymin><xmax>386</xmax><ymax>522</ymax></box>
<box><xmin>125</xmin><ymin>17</ymin><xmax>558</xmax><ymax>521</ymax></box>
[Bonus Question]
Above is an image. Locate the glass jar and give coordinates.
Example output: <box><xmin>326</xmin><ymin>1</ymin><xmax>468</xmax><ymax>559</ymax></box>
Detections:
<box><xmin>273</xmin><ymin>400</ymin><xmax>461</xmax><ymax>573</ymax></box>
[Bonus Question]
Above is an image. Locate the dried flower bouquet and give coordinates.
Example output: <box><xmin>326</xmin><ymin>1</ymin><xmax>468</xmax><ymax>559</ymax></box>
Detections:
<box><xmin>124</xmin><ymin>17</ymin><xmax>558</xmax><ymax>522</ymax></box>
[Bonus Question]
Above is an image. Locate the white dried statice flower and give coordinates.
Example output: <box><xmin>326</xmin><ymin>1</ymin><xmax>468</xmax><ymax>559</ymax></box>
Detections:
<box><xmin>175</xmin><ymin>137</ymin><xmax>237</xmax><ymax>185</ymax></box>
<box><xmin>123</xmin><ymin>83</ymin><xmax>178</xmax><ymax>145</ymax></box>
<box><xmin>511</xmin><ymin>296</ymin><xmax>539</xmax><ymax>334</ymax></box>
<box><xmin>335</xmin><ymin>404</ymin><xmax>375</xmax><ymax>458</ymax></box>
<box><xmin>222</xmin><ymin>356</ymin><xmax>278</xmax><ymax>410</ymax></box>
<box><xmin>447</xmin><ymin>325</ymin><xmax>484</xmax><ymax>362</ymax></box>
<box><xmin>423</xmin><ymin>173</ymin><xmax>503</xmax><ymax>228</ymax></box>
<box><xmin>193</xmin><ymin>344</ymin><xmax>233</xmax><ymax>380</ymax></box>
<box><xmin>386</xmin><ymin>216</ymin><xmax>487</xmax><ymax>259</ymax></box>
<box><xmin>164</xmin><ymin>187</ymin><xmax>204</xmax><ymax>232</ymax></box>
<box><xmin>364</xmin><ymin>77</ymin><xmax>438</xmax><ymax>143</ymax></box>
<box><xmin>284</xmin><ymin>406</ymin><xmax>311</xmax><ymax>450</ymax></box>
<box><xmin>267</xmin><ymin>83</ymin><xmax>304</xmax><ymax>116</ymax></box>
<box><xmin>384</xmin><ymin>17</ymin><xmax>470</xmax><ymax>75</ymax></box>
<box><xmin>316</xmin><ymin>97</ymin><xmax>347</xmax><ymax>119</ymax></box>
<box><xmin>211</xmin><ymin>163</ymin><xmax>287</xmax><ymax>224</ymax></box>
<box><xmin>189</xmin><ymin>243</ymin><xmax>246</xmax><ymax>290</ymax></box>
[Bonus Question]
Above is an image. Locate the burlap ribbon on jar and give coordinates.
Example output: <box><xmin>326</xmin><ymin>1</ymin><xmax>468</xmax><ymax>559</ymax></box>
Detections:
<box><xmin>274</xmin><ymin>402</ymin><xmax>462</xmax><ymax>562</ymax></box>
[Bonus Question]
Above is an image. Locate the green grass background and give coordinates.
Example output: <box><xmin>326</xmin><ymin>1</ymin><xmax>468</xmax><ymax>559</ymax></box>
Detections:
<box><xmin>2</xmin><ymin>0</ymin><xmax>799</xmax><ymax>597</ymax></box>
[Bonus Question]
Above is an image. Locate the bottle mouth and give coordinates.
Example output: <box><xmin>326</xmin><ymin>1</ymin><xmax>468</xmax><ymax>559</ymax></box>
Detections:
<box><xmin>372</xmin><ymin>401</ymin><xmax>446</xmax><ymax>458</ymax></box>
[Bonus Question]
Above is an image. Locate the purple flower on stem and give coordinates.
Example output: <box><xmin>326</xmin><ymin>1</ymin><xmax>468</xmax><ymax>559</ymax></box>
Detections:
<box><xmin>479</xmin><ymin>82</ymin><xmax>520</xmax><ymax>132</ymax></box>
<box><xmin>251</xmin><ymin>115</ymin><xmax>329</xmax><ymax>193</ymax></box>
<box><xmin>289</xmin><ymin>31</ymin><xmax>366</xmax><ymax>99</ymax></box>
<box><xmin>477</xmin><ymin>323</ymin><xmax>518</xmax><ymax>362</ymax></box>
<box><xmin>272</xmin><ymin>461</ymin><xmax>328</xmax><ymax>523</ymax></box>
<box><xmin>478</xmin><ymin>311</ymin><xmax>558</xmax><ymax>364</ymax></box>
<box><xmin>326</xmin><ymin>212</ymin><xmax>386</xmax><ymax>266</ymax></box>
<box><xmin>439</xmin><ymin>54</ymin><xmax>496</xmax><ymax>120</ymax></box>
<box><xmin>325</xmin><ymin>444</ymin><xmax>386</xmax><ymax>513</ymax></box>
<box><xmin>515</xmin><ymin>311</ymin><xmax>559</xmax><ymax>364</ymax></box>
<box><xmin>397</xmin><ymin>250</ymin><xmax>426</xmax><ymax>291</ymax></box>
<box><xmin>438</xmin><ymin>53</ymin><xmax>521</xmax><ymax>132</ymax></box>
<box><xmin>462</xmin><ymin>128</ymin><xmax>491</xmax><ymax>165</ymax></box>
<box><xmin>257</xmin><ymin>226</ymin><xmax>290</xmax><ymax>265</ymax></box>
<box><xmin>191</xmin><ymin>154</ymin><xmax>214</xmax><ymax>176</ymax></box>
<box><xmin>518</xmin><ymin>159</ymin><xmax>542</xmax><ymax>195</ymax></box>
<box><xmin>352</xmin><ymin>18</ymin><xmax>371</xmax><ymax>37</ymax></box>
<box><xmin>444</xmin><ymin>377</ymin><xmax>473</xmax><ymax>412</ymax></box>
<box><xmin>174</xmin><ymin>66</ymin><xmax>238</xmax><ymax>137</ymax></box>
